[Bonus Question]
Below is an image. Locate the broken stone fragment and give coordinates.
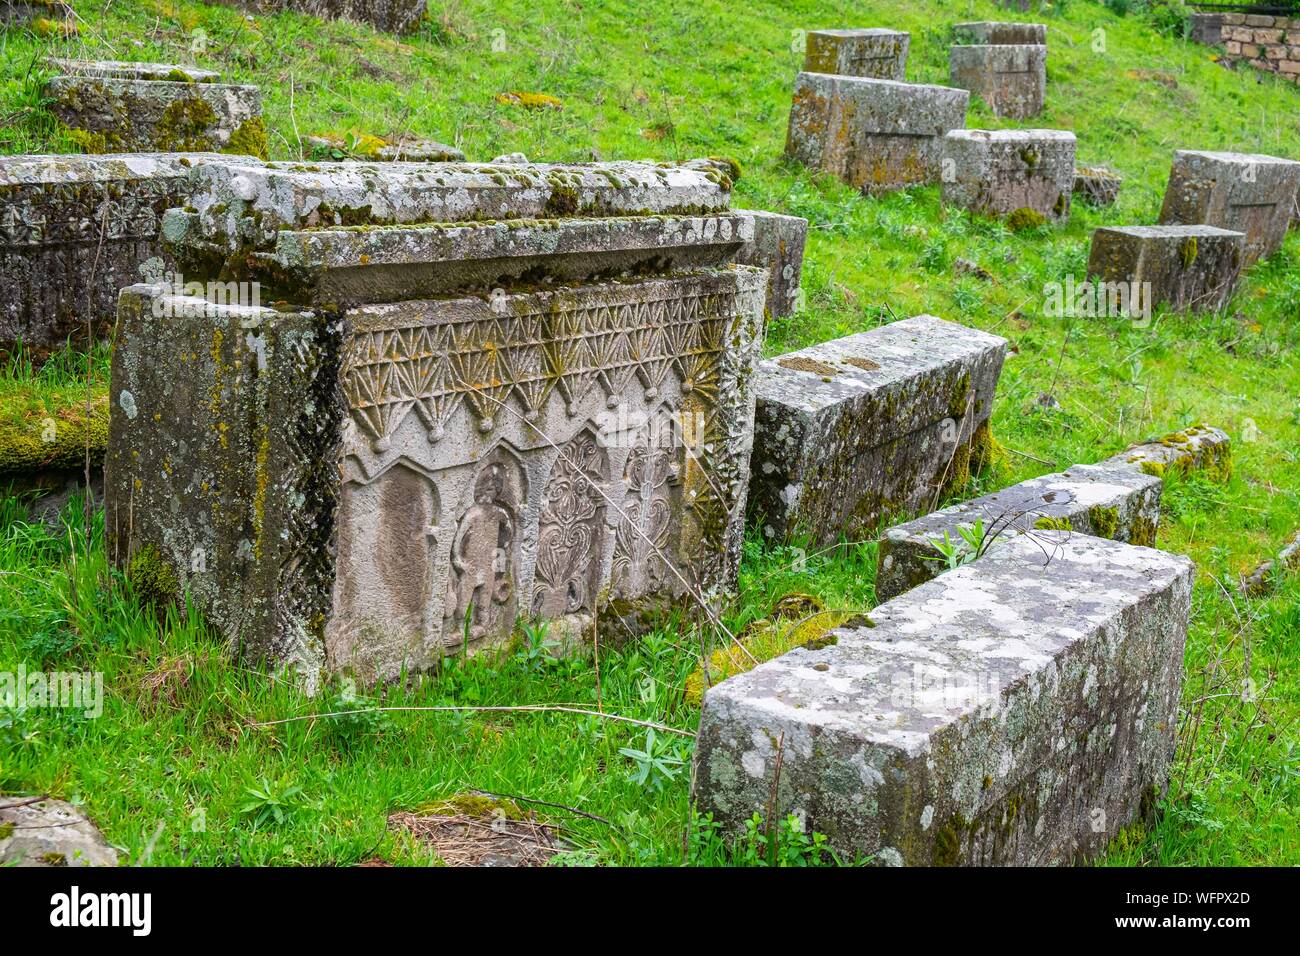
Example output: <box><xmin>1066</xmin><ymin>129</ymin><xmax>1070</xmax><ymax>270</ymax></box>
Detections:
<box><xmin>875</xmin><ymin>463</ymin><xmax>1162</xmax><ymax>601</ymax></box>
<box><xmin>47</xmin><ymin>57</ymin><xmax>222</xmax><ymax>82</ymax></box>
<box><xmin>0</xmin><ymin>797</ymin><xmax>118</xmax><ymax>867</ymax></box>
<box><xmin>1158</xmin><ymin>150</ymin><xmax>1300</xmax><ymax>266</ymax></box>
<box><xmin>785</xmin><ymin>72</ymin><xmax>969</xmax><ymax>194</ymax></box>
<box><xmin>748</xmin><ymin>315</ymin><xmax>1007</xmax><ymax>547</ymax></box>
<box><xmin>948</xmin><ymin>44</ymin><xmax>1047</xmax><ymax>119</ymax></box>
<box><xmin>1099</xmin><ymin>423</ymin><xmax>1232</xmax><ymax>482</ymax></box>
<box><xmin>1240</xmin><ymin>529</ymin><xmax>1300</xmax><ymax>597</ymax></box>
<box><xmin>305</xmin><ymin>133</ymin><xmax>465</xmax><ymax>162</ymax></box>
<box><xmin>802</xmin><ymin>28</ymin><xmax>910</xmax><ymax>81</ymax></box>
<box><xmin>942</xmin><ymin>128</ymin><xmax>1076</xmax><ymax>221</ymax></box>
<box><xmin>692</xmin><ymin>531</ymin><xmax>1194</xmax><ymax>866</ymax></box>
<box><xmin>1073</xmin><ymin>164</ymin><xmax>1123</xmax><ymax>206</ymax></box>
<box><xmin>1087</xmin><ymin>225</ymin><xmax>1245</xmax><ymax>314</ymax></box>
<box><xmin>733</xmin><ymin>209</ymin><xmax>808</xmax><ymax>319</ymax></box>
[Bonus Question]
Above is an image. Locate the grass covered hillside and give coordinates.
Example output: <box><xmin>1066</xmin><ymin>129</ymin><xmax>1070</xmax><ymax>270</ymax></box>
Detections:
<box><xmin>0</xmin><ymin>0</ymin><xmax>1298</xmax><ymax>866</ymax></box>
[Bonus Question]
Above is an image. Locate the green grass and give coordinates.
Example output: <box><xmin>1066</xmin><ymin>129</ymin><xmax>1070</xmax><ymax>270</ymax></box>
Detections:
<box><xmin>1</xmin><ymin>0</ymin><xmax>1299</xmax><ymax>865</ymax></box>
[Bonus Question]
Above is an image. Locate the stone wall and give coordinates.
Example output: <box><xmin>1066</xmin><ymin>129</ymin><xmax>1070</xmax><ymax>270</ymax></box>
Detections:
<box><xmin>1189</xmin><ymin>11</ymin><xmax>1300</xmax><ymax>84</ymax></box>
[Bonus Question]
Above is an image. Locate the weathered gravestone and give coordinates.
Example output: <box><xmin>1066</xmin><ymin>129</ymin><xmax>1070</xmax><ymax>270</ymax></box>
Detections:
<box><xmin>803</xmin><ymin>29</ymin><xmax>910</xmax><ymax>81</ymax></box>
<box><xmin>1073</xmin><ymin>164</ymin><xmax>1122</xmax><ymax>206</ymax></box>
<box><xmin>949</xmin><ymin>44</ymin><xmax>1047</xmax><ymax>119</ymax></box>
<box><xmin>748</xmin><ymin>316</ymin><xmax>1007</xmax><ymax>546</ymax></box>
<box><xmin>205</xmin><ymin>0</ymin><xmax>428</xmax><ymax>34</ymax></box>
<box><xmin>692</xmin><ymin>531</ymin><xmax>1194</xmax><ymax>866</ymax></box>
<box><xmin>875</xmin><ymin>463</ymin><xmax>1161</xmax><ymax>601</ymax></box>
<box><xmin>46</xmin><ymin>59</ymin><xmax>264</xmax><ymax>156</ymax></box>
<box><xmin>1158</xmin><ymin>150</ymin><xmax>1300</xmax><ymax>266</ymax></box>
<box><xmin>734</xmin><ymin>209</ymin><xmax>807</xmax><ymax>319</ymax></box>
<box><xmin>941</xmin><ymin>128</ymin><xmax>1075</xmax><ymax>221</ymax></box>
<box><xmin>1087</xmin><ymin>225</ymin><xmax>1245</xmax><ymax>314</ymax></box>
<box><xmin>0</xmin><ymin>152</ymin><xmax>263</xmax><ymax>358</ymax></box>
<box><xmin>106</xmin><ymin>159</ymin><xmax>767</xmax><ymax>686</ymax></box>
<box><xmin>786</xmin><ymin>73</ymin><xmax>969</xmax><ymax>194</ymax></box>
<box><xmin>952</xmin><ymin>21</ymin><xmax>1047</xmax><ymax>46</ymax></box>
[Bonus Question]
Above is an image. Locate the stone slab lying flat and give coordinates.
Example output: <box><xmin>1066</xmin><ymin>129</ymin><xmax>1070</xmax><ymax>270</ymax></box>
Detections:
<box><xmin>46</xmin><ymin>72</ymin><xmax>263</xmax><ymax>155</ymax></box>
<box><xmin>876</xmin><ymin>463</ymin><xmax>1162</xmax><ymax>601</ymax></box>
<box><xmin>748</xmin><ymin>315</ymin><xmax>1007</xmax><ymax>546</ymax></box>
<box><xmin>942</xmin><ymin>128</ymin><xmax>1075</xmax><ymax>220</ymax></box>
<box><xmin>734</xmin><ymin>209</ymin><xmax>808</xmax><ymax>319</ymax></box>
<box><xmin>949</xmin><ymin>44</ymin><xmax>1046</xmax><ymax>119</ymax></box>
<box><xmin>47</xmin><ymin>57</ymin><xmax>221</xmax><ymax>82</ymax></box>
<box><xmin>0</xmin><ymin>151</ymin><xmax>262</xmax><ymax>357</ymax></box>
<box><xmin>0</xmin><ymin>797</ymin><xmax>118</xmax><ymax>867</ymax></box>
<box><xmin>305</xmin><ymin>133</ymin><xmax>465</xmax><ymax>162</ymax></box>
<box><xmin>1100</xmin><ymin>424</ymin><xmax>1231</xmax><ymax>481</ymax></box>
<box><xmin>953</xmin><ymin>21</ymin><xmax>1047</xmax><ymax>45</ymax></box>
<box><xmin>1158</xmin><ymin>150</ymin><xmax>1300</xmax><ymax>266</ymax></box>
<box><xmin>786</xmin><ymin>73</ymin><xmax>969</xmax><ymax>194</ymax></box>
<box><xmin>692</xmin><ymin>531</ymin><xmax>1194</xmax><ymax>866</ymax></box>
<box><xmin>803</xmin><ymin>29</ymin><xmax>909</xmax><ymax>80</ymax></box>
<box><xmin>1087</xmin><ymin>225</ymin><xmax>1244</xmax><ymax>314</ymax></box>
<box><xmin>1073</xmin><ymin>164</ymin><xmax>1122</xmax><ymax>206</ymax></box>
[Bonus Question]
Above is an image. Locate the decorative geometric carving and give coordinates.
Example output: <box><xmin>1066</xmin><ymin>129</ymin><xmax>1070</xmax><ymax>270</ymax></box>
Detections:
<box><xmin>532</xmin><ymin>430</ymin><xmax>609</xmax><ymax>618</ymax></box>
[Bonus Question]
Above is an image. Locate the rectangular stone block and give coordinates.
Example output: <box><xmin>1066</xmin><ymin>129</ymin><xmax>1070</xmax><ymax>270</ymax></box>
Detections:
<box><xmin>46</xmin><ymin>62</ymin><xmax>263</xmax><ymax>155</ymax></box>
<box><xmin>0</xmin><ymin>152</ymin><xmax>262</xmax><ymax>358</ymax></box>
<box><xmin>733</xmin><ymin>209</ymin><xmax>808</xmax><ymax>319</ymax></box>
<box><xmin>803</xmin><ymin>29</ymin><xmax>909</xmax><ymax>81</ymax></box>
<box><xmin>1100</xmin><ymin>424</ymin><xmax>1231</xmax><ymax>480</ymax></box>
<box><xmin>106</xmin><ymin>159</ymin><xmax>767</xmax><ymax>687</ymax></box>
<box><xmin>1158</xmin><ymin>150</ymin><xmax>1300</xmax><ymax>266</ymax></box>
<box><xmin>692</xmin><ymin>531</ymin><xmax>1194</xmax><ymax>866</ymax></box>
<box><xmin>875</xmin><ymin>463</ymin><xmax>1162</xmax><ymax>602</ymax></box>
<box><xmin>941</xmin><ymin>128</ymin><xmax>1075</xmax><ymax>220</ymax></box>
<box><xmin>748</xmin><ymin>316</ymin><xmax>1007</xmax><ymax>547</ymax></box>
<box><xmin>1072</xmin><ymin>164</ymin><xmax>1122</xmax><ymax>206</ymax></box>
<box><xmin>949</xmin><ymin>44</ymin><xmax>1047</xmax><ymax>120</ymax></box>
<box><xmin>1188</xmin><ymin>12</ymin><xmax>1225</xmax><ymax>45</ymax></box>
<box><xmin>786</xmin><ymin>72</ymin><xmax>969</xmax><ymax>194</ymax></box>
<box><xmin>1087</xmin><ymin>225</ymin><xmax>1245</xmax><ymax>314</ymax></box>
<box><xmin>953</xmin><ymin>21</ymin><xmax>1047</xmax><ymax>46</ymax></box>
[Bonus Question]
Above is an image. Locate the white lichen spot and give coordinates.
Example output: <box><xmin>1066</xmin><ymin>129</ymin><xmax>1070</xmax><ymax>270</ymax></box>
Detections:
<box><xmin>920</xmin><ymin>804</ymin><xmax>935</xmax><ymax>830</ymax></box>
<box><xmin>119</xmin><ymin>390</ymin><xmax>138</xmax><ymax>420</ymax></box>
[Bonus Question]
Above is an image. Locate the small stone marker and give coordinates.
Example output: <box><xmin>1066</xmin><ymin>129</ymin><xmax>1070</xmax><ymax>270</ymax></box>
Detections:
<box><xmin>803</xmin><ymin>29</ymin><xmax>910</xmax><ymax>81</ymax></box>
<box><xmin>0</xmin><ymin>797</ymin><xmax>118</xmax><ymax>867</ymax></box>
<box><xmin>786</xmin><ymin>72</ymin><xmax>969</xmax><ymax>194</ymax></box>
<box><xmin>46</xmin><ymin>59</ymin><xmax>264</xmax><ymax>156</ymax></box>
<box><xmin>952</xmin><ymin>21</ymin><xmax>1047</xmax><ymax>45</ymax></box>
<box><xmin>748</xmin><ymin>315</ymin><xmax>1007</xmax><ymax>546</ymax></box>
<box><xmin>108</xmin><ymin>159</ymin><xmax>766</xmax><ymax>686</ymax></box>
<box><xmin>1158</xmin><ymin>150</ymin><xmax>1300</xmax><ymax>266</ymax></box>
<box><xmin>692</xmin><ymin>531</ymin><xmax>1194</xmax><ymax>866</ymax></box>
<box><xmin>1073</xmin><ymin>164</ymin><xmax>1123</xmax><ymax>206</ymax></box>
<box><xmin>941</xmin><ymin>128</ymin><xmax>1075</xmax><ymax>221</ymax></box>
<box><xmin>949</xmin><ymin>44</ymin><xmax>1047</xmax><ymax>119</ymax></box>
<box><xmin>733</xmin><ymin>209</ymin><xmax>808</xmax><ymax>319</ymax></box>
<box><xmin>1099</xmin><ymin>424</ymin><xmax>1231</xmax><ymax>481</ymax></box>
<box><xmin>875</xmin><ymin>463</ymin><xmax>1161</xmax><ymax>601</ymax></box>
<box><xmin>1087</xmin><ymin>225</ymin><xmax>1245</xmax><ymax>314</ymax></box>
<box><xmin>0</xmin><ymin>151</ymin><xmax>262</xmax><ymax>358</ymax></box>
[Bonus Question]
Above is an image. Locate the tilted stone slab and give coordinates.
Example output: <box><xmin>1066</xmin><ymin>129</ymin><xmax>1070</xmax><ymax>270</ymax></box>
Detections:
<box><xmin>748</xmin><ymin>316</ymin><xmax>1007</xmax><ymax>546</ymax></box>
<box><xmin>803</xmin><ymin>29</ymin><xmax>910</xmax><ymax>80</ymax></box>
<box><xmin>1087</xmin><ymin>225</ymin><xmax>1244</xmax><ymax>314</ymax></box>
<box><xmin>47</xmin><ymin>57</ymin><xmax>221</xmax><ymax>82</ymax></box>
<box><xmin>734</xmin><ymin>209</ymin><xmax>808</xmax><ymax>319</ymax></box>
<box><xmin>953</xmin><ymin>21</ymin><xmax>1047</xmax><ymax>45</ymax></box>
<box><xmin>942</xmin><ymin>128</ymin><xmax>1075</xmax><ymax>220</ymax></box>
<box><xmin>0</xmin><ymin>152</ymin><xmax>262</xmax><ymax>357</ymax></box>
<box><xmin>1100</xmin><ymin>424</ymin><xmax>1231</xmax><ymax>481</ymax></box>
<box><xmin>46</xmin><ymin>68</ymin><xmax>263</xmax><ymax>155</ymax></box>
<box><xmin>949</xmin><ymin>44</ymin><xmax>1046</xmax><ymax>120</ymax></box>
<box><xmin>786</xmin><ymin>73</ymin><xmax>969</xmax><ymax>194</ymax></box>
<box><xmin>875</xmin><ymin>463</ymin><xmax>1162</xmax><ymax>602</ymax></box>
<box><xmin>1073</xmin><ymin>164</ymin><xmax>1122</xmax><ymax>206</ymax></box>
<box><xmin>1158</xmin><ymin>150</ymin><xmax>1300</xmax><ymax>266</ymax></box>
<box><xmin>692</xmin><ymin>531</ymin><xmax>1194</xmax><ymax>866</ymax></box>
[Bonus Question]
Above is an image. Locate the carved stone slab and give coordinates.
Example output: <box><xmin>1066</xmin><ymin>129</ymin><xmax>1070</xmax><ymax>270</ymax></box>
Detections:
<box><xmin>1087</xmin><ymin>225</ymin><xmax>1245</xmax><ymax>314</ymax></box>
<box><xmin>692</xmin><ymin>531</ymin><xmax>1194</xmax><ymax>866</ymax></box>
<box><xmin>734</xmin><ymin>209</ymin><xmax>808</xmax><ymax>319</ymax></box>
<box><xmin>785</xmin><ymin>73</ymin><xmax>969</xmax><ymax>194</ymax></box>
<box><xmin>803</xmin><ymin>29</ymin><xmax>910</xmax><ymax>81</ymax></box>
<box><xmin>875</xmin><ymin>463</ymin><xmax>1162</xmax><ymax>601</ymax></box>
<box><xmin>1158</xmin><ymin>150</ymin><xmax>1300</xmax><ymax>266</ymax></box>
<box><xmin>748</xmin><ymin>315</ymin><xmax>1007</xmax><ymax>547</ymax></box>
<box><xmin>942</xmin><ymin>128</ymin><xmax>1075</xmax><ymax>220</ymax></box>
<box><xmin>949</xmin><ymin>44</ymin><xmax>1047</xmax><ymax>119</ymax></box>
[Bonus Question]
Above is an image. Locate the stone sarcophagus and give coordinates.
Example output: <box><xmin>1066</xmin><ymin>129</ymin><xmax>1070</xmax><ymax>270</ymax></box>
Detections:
<box><xmin>949</xmin><ymin>44</ymin><xmax>1047</xmax><ymax>119</ymax></box>
<box><xmin>106</xmin><ymin>159</ymin><xmax>767</xmax><ymax>686</ymax></box>
<box><xmin>0</xmin><ymin>152</ymin><xmax>262</xmax><ymax>358</ymax></box>
<box><xmin>802</xmin><ymin>29</ymin><xmax>910</xmax><ymax>81</ymax></box>
<box><xmin>1087</xmin><ymin>225</ymin><xmax>1245</xmax><ymax>314</ymax></box>
<box><xmin>1158</xmin><ymin>150</ymin><xmax>1300</xmax><ymax>267</ymax></box>
<box><xmin>786</xmin><ymin>72</ymin><xmax>969</xmax><ymax>194</ymax></box>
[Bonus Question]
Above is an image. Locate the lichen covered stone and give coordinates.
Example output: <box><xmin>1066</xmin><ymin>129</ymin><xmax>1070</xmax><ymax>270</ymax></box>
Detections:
<box><xmin>942</xmin><ymin>128</ymin><xmax>1075</xmax><ymax>221</ymax></box>
<box><xmin>948</xmin><ymin>44</ymin><xmax>1047</xmax><ymax>120</ymax></box>
<box><xmin>1087</xmin><ymin>226</ymin><xmax>1245</xmax><ymax>315</ymax></box>
<box><xmin>803</xmin><ymin>29</ymin><xmax>910</xmax><ymax>81</ymax></box>
<box><xmin>733</xmin><ymin>209</ymin><xmax>807</xmax><ymax>319</ymax></box>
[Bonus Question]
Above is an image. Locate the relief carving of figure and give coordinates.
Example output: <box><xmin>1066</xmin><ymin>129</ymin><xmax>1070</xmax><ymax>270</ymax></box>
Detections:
<box><xmin>447</xmin><ymin>461</ymin><xmax>518</xmax><ymax>645</ymax></box>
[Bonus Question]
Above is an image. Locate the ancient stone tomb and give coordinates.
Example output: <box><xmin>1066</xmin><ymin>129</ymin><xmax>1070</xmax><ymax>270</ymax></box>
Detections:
<box><xmin>748</xmin><ymin>316</ymin><xmax>1007</xmax><ymax>546</ymax></box>
<box><xmin>734</xmin><ymin>209</ymin><xmax>807</xmax><ymax>319</ymax></box>
<box><xmin>1158</xmin><ymin>150</ymin><xmax>1300</xmax><ymax>267</ymax></box>
<box><xmin>802</xmin><ymin>29</ymin><xmax>910</xmax><ymax>81</ymax></box>
<box><xmin>46</xmin><ymin>59</ymin><xmax>264</xmax><ymax>156</ymax></box>
<box><xmin>106</xmin><ymin>159</ymin><xmax>768</xmax><ymax>685</ymax></box>
<box><xmin>786</xmin><ymin>72</ymin><xmax>969</xmax><ymax>193</ymax></box>
<box><xmin>1087</xmin><ymin>225</ymin><xmax>1245</xmax><ymax>314</ymax></box>
<box><xmin>949</xmin><ymin>43</ymin><xmax>1047</xmax><ymax>119</ymax></box>
<box><xmin>941</xmin><ymin>128</ymin><xmax>1075</xmax><ymax>221</ymax></box>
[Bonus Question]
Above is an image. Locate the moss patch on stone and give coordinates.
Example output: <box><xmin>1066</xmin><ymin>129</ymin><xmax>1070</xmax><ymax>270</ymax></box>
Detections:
<box><xmin>1006</xmin><ymin>207</ymin><xmax>1047</xmax><ymax>231</ymax></box>
<box><xmin>224</xmin><ymin>116</ymin><xmax>268</xmax><ymax>160</ymax></box>
<box><xmin>0</xmin><ymin>386</ymin><xmax>109</xmax><ymax>477</ymax></box>
<box><xmin>126</xmin><ymin>544</ymin><xmax>180</xmax><ymax>609</ymax></box>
